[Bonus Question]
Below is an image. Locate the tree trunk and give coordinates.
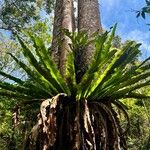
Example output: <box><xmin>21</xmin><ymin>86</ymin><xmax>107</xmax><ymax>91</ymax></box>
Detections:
<box><xmin>78</xmin><ymin>0</ymin><xmax>102</xmax><ymax>35</ymax></box>
<box><xmin>25</xmin><ymin>1</ymin><xmax>128</xmax><ymax>149</ymax></box>
<box><xmin>51</xmin><ymin>0</ymin><xmax>74</xmax><ymax>75</ymax></box>
<box><xmin>77</xmin><ymin>0</ymin><xmax>103</xmax><ymax>80</ymax></box>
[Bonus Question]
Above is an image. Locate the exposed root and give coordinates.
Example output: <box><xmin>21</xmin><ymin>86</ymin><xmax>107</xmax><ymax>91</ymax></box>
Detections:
<box><xmin>25</xmin><ymin>95</ymin><xmax>128</xmax><ymax>150</ymax></box>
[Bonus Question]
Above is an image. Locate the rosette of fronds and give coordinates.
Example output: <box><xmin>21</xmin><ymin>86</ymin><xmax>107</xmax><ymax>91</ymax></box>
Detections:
<box><xmin>0</xmin><ymin>25</ymin><xmax>150</xmax><ymax>150</ymax></box>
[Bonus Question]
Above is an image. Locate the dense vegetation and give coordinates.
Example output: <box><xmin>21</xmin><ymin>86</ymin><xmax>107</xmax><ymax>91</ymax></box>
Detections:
<box><xmin>0</xmin><ymin>26</ymin><xmax>150</xmax><ymax>149</ymax></box>
<box><xmin>0</xmin><ymin>0</ymin><xmax>150</xmax><ymax>149</ymax></box>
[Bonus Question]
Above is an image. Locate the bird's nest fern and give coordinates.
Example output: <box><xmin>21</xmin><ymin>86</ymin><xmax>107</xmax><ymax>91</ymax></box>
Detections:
<box><xmin>0</xmin><ymin>25</ymin><xmax>150</xmax><ymax>149</ymax></box>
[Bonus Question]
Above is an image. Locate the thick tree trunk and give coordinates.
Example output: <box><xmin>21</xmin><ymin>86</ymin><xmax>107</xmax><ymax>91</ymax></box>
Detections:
<box><xmin>76</xmin><ymin>0</ymin><xmax>103</xmax><ymax>80</ymax></box>
<box><xmin>78</xmin><ymin>0</ymin><xmax>102</xmax><ymax>35</ymax></box>
<box><xmin>51</xmin><ymin>0</ymin><xmax>74</xmax><ymax>75</ymax></box>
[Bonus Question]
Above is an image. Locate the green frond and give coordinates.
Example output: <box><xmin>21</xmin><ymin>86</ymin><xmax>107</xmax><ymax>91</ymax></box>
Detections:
<box><xmin>0</xmin><ymin>70</ymin><xmax>24</xmax><ymax>84</ymax></box>
<box><xmin>72</xmin><ymin>25</ymin><xmax>150</xmax><ymax>101</ymax></box>
<box><xmin>65</xmin><ymin>51</ymin><xmax>77</xmax><ymax>96</ymax></box>
<box><xmin>112</xmin><ymin>92</ymin><xmax>150</xmax><ymax>99</ymax></box>
<box><xmin>0</xmin><ymin>69</ymin><xmax>52</xmax><ymax>99</ymax></box>
<box><xmin>138</xmin><ymin>56</ymin><xmax>150</xmax><ymax>68</ymax></box>
<box><xmin>85</xmin><ymin>47</ymin><xmax>128</xmax><ymax>99</ymax></box>
<box><xmin>0</xmin><ymin>89</ymin><xmax>32</xmax><ymax>99</ymax></box>
<box><xmin>111</xmin><ymin>43</ymin><xmax>141</xmax><ymax>70</ymax></box>
<box><xmin>16</xmin><ymin>36</ymin><xmax>63</xmax><ymax>94</ymax></box>
<box><xmin>0</xmin><ymin>81</ymin><xmax>50</xmax><ymax>99</ymax></box>
<box><xmin>88</xmin><ymin>31</ymin><xmax>109</xmax><ymax>73</ymax></box>
<box><xmin>8</xmin><ymin>53</ymin><xmax>53</xmax><ymax>96</ymax></box>
<box><xmin>76</xmin><ymin>48</ymin><xmax>117</xmax><ymax>100</ymax></box>
<box><xmin>0</xmin><ymin>26</ymin><xmax>149</xmax><ymax>102</ymax></box>
<box><xmin>28</xmin><ymin>34</ymin><xmax>70</xmax><ymax>95</ymax></box>
<box><xmin>103</xmin><ymin>24</ymin><xmax>117</xmax><ymax>55</ymax></box>
<box><xmin>107</xmin><ymin>71</ymin><xmax>150</xmax><ymax>97</ymax></box>
<box><xmin>0</xmin><ymin>81</ymin><xmax>28</xmax><ymax>93</ymax></box>
<box><xmin>113</xmin><ymin>79</ymin><xmax>150</xmax><ymax>97</ymax></box>
<box><xmin>104</xmin><ymin>61</ymin><xmax>149</xmax><ymax>93</ymax></box>
<box><xmin>63</xmin><ymin>29</ymin><xmax>90</xmax><ymax>51</ymax></box>
<box><xmin>76</xmin><ymin>31</ymin><xmax>111</xmax><ymax>99</ymax></box>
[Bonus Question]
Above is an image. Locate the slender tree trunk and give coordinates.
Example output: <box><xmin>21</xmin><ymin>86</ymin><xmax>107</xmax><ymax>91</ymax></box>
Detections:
<box><xmin>76</xmin><ymin>0</ymin><xmax>103</xmax><ymax>80</ymax></box>
<box><xmin>51</xmin><ymin>0</ymin><xmax>74</xmax><ymax>75</ymax></box>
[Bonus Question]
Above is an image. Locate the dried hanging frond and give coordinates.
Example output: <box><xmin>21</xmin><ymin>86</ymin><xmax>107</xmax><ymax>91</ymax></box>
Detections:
<box><xmin>25</xmin><ymin>93</ymin><xmax>66</xmax><ymax>149</ymax></box>
<box><xmin>25</xmin><ymin>95</ymin><xmax>128</xmax><ymax>150</ymax></box>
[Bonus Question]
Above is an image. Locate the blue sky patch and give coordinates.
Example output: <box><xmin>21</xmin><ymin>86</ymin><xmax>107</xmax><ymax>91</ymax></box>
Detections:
<box><xmin>100</xmin><ymin>0</ymin><xmax>150</xmax><ymax>59</ymax></box>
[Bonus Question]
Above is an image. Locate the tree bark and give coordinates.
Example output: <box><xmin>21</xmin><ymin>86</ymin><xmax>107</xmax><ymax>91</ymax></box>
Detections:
<box><xmin>51</xmin><ymin>0</ymin><xmax>74</xmax><ymax>75</ymax></box>
<box><xmin>78</xmin><ymin>0</ymin><xmax>102</xmax><ymax>35</ymax></box>
<box><xmin>77</xmin><ymin>0</ymin><xmax>103</xmax><ymax>79</ymax></box>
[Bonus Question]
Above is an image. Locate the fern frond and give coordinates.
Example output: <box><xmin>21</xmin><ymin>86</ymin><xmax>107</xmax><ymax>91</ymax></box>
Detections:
<box><xmin>0</xmin><ymin>70</ymin><xmax>24</xmax><ymax>84</ymax></box>
<box><xmin>28</xmin><ymin>34</ymin><xmax>70</xmax><ymax>95</ymax></box>
<box><xmin>8</xmin><ymin>53</ymin><xmax>53</xmax><ymax>96</ymax></box>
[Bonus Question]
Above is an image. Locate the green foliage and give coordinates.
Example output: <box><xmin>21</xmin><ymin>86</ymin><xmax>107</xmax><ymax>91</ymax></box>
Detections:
<box><xmin>121</xmin><ymin>97</ymin><xmax>150</xmax><ymax>150</ymax></box>
<box><xmin>0</xmin><ymin>96</ymin><xmax>39</xmax><ymax>149</ymax></box>
<box><xmin>0</xmin><ymin>34</ymin><xmax>20</xmax><ymax>72</ymax></box>
<box><xmin>0</xmin><ymin>21</ymin><xmax>52</xmax><ymax>91</ymax></box>
<box><xmin>23</xmin><ymin>21</ymin><xmax>52</xmax><ymax>45</ymax></box>
<box><xmin>0</xmin><ymin>98</ymin><xmax>19</xmax><ymax>150</ymax></box>
<box><xmin>0</xmin><ymin>25</ymin><xmax>150</xmax><ymax>104</ymax></box>
<box><xmin>0</xmin><ymin>25</ymin><xmax>150</xmax><ymax>149</ymax></box>
<box><xmin>0</xmin><ymin>0</ymin><xmax>55</xmax><ymax>31</ymax></box>
<box><xmin>137</xmin><ymin>0</ymin><xmax>150</xmax><ymax>19</ymax></box>
<box><xmin>136</xmin><ymin>0</ymin><xmax>150</xmax><ymax>19</ymax></box>
<box><xmin>71</xmin><ymin>25</ymin><xmax>150</xmax><ymax>101</ymax></box>
<box><xmin>0</xmin><ymin>98</ymin><xmax>14</xmax><ymax>136</ymax></box>
<box><xmin>136</xmin><ymin>0</ymin><xmax>150</xmax><ymax>28</ymax></box>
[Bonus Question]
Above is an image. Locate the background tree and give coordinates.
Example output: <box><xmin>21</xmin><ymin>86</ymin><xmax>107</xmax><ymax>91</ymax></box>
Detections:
<box><xmin>0</xmin><ymin>0</ymin><xmax>54</xmax><ymax>32</ymax></box>
<box><xmin>0</xmin><ymin>34</ymin><xmax>19</xmax><ymax>73</ymax></box>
